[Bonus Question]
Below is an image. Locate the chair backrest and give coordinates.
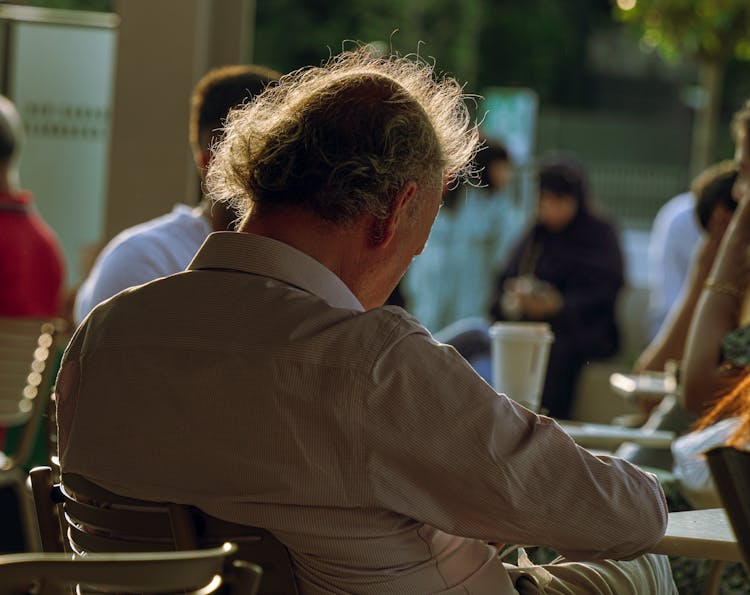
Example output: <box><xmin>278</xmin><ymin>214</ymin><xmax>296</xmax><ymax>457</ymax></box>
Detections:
<box><xmin>0</xmin><ymin>542</ymin><xmax>263</xmax><ymax>595</ymax></box>
<box><xmin>0</xmin><ymin>317</ymin><xmax>61</xmax><ymax>472</ymax></box>
<box><xmin>705</xmin><ymin>446</ymin><xmax>750</xmax><ymax>570</ymax></box>
<box><xmin>29</xmin><ymin>467</ymin><xmax>298</xmax><ymax>595</ymax></box>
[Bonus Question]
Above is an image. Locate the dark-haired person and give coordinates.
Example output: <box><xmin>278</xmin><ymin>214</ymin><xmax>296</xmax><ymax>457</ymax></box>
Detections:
<box><xmin>489</xmin><ymin>157</ymin><xmax>625</xmax><ymax>419</ymax></box>
<box><xmin>682</xmin><ymin>99</ymin><xmax>750</xmax><ymax>418</ymax></box>
<box><xmin>634</xmin><ymin>160</ymin><xmax>738</xmax><ymax>376</ymax></box>
<box><xmin>616</xmin><ymin>161</ymin><xmax>738</xmax><ymax>471</ymax></box>
<box><xmin>73</xmin><ymin>64</ymin><xmax>280</xmax><ymax>323</ymax></box>
<box><xmin>655</xmin><ymin>103</ymin><xmax>750</xmax><ymax>593</ymax></box>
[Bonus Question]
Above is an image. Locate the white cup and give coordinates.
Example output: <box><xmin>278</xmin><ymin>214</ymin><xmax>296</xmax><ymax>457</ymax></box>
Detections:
<box><xmin>489</xmin><ymin>322</ymin><xmax>554</xmax><ymax>412</ymax></box>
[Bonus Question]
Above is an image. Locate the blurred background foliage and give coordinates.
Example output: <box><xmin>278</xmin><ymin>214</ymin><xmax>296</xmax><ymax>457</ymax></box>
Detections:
<box><xmin>14</xmin><ymin>0</ymin><xmax>750</xmax><ymax>116</ymax></box>
<box><xmin>614</xmin><ymin>0</ymin><xmax>750</xmax><ymax>175</ymax></box>
<box><xmin>9</xmin><ymin>0</ymin><xmax>750</xmax><ymax>224</ymax></box>
<box><xmin>253</xmin><ymin>0</ymin><xmax>614</xmax><ymax>104</ymax></box>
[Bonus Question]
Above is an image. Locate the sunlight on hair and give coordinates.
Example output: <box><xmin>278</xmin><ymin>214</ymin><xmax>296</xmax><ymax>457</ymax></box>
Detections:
<box><xmin>206</xmin><ymin>44</ymin><xmax>480</xmax><ymax>223</ymax></box>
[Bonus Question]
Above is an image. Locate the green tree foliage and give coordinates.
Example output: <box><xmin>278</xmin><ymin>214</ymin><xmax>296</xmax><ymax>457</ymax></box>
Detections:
<box><xmin>254</xmin><ymin>0</ymin><xmax>610</xmax><ymax>101</ymax></box>
<box><xmin>614</xmin><ymin>0</ymin><xmax>750</xmax><ymax>172</ymax></box>
<box><xmin>253</xmin><ymin>0</ymin><xmax>483</xmax><ymax>87</ymax></box>
<box><xmin>615</xmin><ymin>0</ymin><xmax>750</xmax><ymax>63</ymax></box>
<box><xmin>476</xmin><ymin>0</ymin><xmax>610</xmax><ymax>105</ymax></box>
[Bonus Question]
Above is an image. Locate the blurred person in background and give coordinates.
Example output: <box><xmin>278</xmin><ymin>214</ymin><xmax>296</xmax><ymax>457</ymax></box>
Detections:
<box><xmin>646</xmin><ymin>189</ymin><xmax>702</xmax><ymax>341</ymax></box>
<box><xmin>73</xmin><ymin>64</ymin><xmax>280</xmax><ymax>324</ymax></box>
<box><xmin>615</xmin><ymin>161</ymin><xmax>738</xmax><ymax>472</ymax></box>
<box><xmin>681</xmin><ymin>99</ymin><xmax>750</xmax><ymax>421</ymax></box>
<box><xmin>640</xmin><ymin>101</ymin><xmax>750</xmax><ymax>592</ymax></box>
<box><xmin>635</xmin><ymin>99</ymin><xmax>750</xmax><ymax>509</ymax></box>
<box><xmin>401</xmin><ymin>136</ymin><xmax>522</xmax><ymax>330</ymax></box>
<box><xmin>635</xmin><ymin>161</ymin><xmax>738</xmax><ymax>377</ymax></box>
<box><xmin>0</xmin><ymin>94</ymin><xmax>65</xmax><ymax>449</ymax></box>
<box><xmin>0</xmin><ymin>94</ymin><xmax>65</xmax><ymax>319</ymax></box>
<box><xmin>490</xmin><ymin>156</ymin><xmax>624</xmax><ymax>419</ymax></box>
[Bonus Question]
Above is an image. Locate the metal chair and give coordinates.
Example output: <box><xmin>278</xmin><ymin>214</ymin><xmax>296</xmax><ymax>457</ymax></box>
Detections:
<box><xmin>0</xmin><ymin>542</ymin><xmax>262</xmax><ymax>595</ymax></box>
<box><xmin>29</xmin><ymin>466</ymin><xmax>299</xmax><ymax>595</ymax></box>
<box><xmin>0</xmin><ymin>317</ymin><xmax>62</xmax><ymax>551</ymax></box>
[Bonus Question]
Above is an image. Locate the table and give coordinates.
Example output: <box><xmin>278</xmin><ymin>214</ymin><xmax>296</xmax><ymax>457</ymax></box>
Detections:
<box><xmin>650</xmin><ymin>508</ymin><xmax>741</xmax><ymax>562</ymax></box>
<box><xmin>649</xmin><ymin>508</ymin><xmax>743</xmax><ymax>595</ymax></box>
<box><xmin>558</xmin><ymin>420</ymin><xmax>675</xmax><ymax>450</ymax></box>
<box><xmin>609</xmin><ymin>371</ymin><xmax>677</xmax><ymax>402</ymax></box>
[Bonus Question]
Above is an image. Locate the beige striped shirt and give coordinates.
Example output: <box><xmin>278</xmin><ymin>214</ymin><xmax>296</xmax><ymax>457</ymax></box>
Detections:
<box><xmin>57</xmin><ymin>231</ymin><xmax>668</xmax><ymax>594</ymax></box>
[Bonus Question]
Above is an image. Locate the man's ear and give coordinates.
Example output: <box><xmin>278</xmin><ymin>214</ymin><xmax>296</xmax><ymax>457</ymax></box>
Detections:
<box><xmin>369</xmin><ymin>181</ymin><xmax>417</xmax><ymax>247</ymax></box>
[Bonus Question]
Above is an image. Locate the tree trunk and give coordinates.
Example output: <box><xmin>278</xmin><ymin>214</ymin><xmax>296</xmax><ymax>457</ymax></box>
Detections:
<box><xmin>690</xmin><ymin>59</ymin><xmax>725</xmax><ymax>179</ymax></box>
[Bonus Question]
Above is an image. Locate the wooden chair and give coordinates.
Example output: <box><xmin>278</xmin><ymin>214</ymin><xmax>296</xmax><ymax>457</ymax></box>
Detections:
<box><xmin>0</xmin><ymin>542</ymin><xmax>263</xmax><ymax>595</ymax></box>
<box><xmin>705</xmin><ymin>446</ymin><xmax>750</xmax><ymax>570</ymax></box>
<box><xmin>0</xmin><ymin>317</ymin><xmax>63</xmax><ymax>552</ymax></box>
<box><xmin>29</xmin><ymin>466</ymin><xmax>299</xmax><ymax>595</ymax></box>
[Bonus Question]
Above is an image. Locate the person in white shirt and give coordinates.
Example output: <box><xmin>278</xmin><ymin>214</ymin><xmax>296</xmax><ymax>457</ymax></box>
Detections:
<box><xmin>57</xmin><ymin>47</ymin><xmax>676</xmax><ymax>594</ymax></box>
<box><xmin>73</xmin><ymin>64</ymin><xmax>280</xmax><ymax>323</ymax></box>
<box><xmin>646</xmin><ymin>191</ymin><xmax>702</xmax><ymax>340</ymax></box>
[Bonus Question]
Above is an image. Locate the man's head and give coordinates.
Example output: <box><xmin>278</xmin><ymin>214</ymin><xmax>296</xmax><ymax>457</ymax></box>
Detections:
<box><xmin>206</xmin><ymin>47</ymin><xmax>477</xmax><ymax>308</ymax></box>
<box><xmin>731</xmin><ymin>99</ymin><xmax>750</xmax><ymax>202</ymax></box>
<box><xmin>207</xmin><ymin>48</ymin><xmax>478</xmax><ymax>227</ymax></box>
<box><xmin>189</xmin><ymin>64</ymin><xmax>281</xmax><ymax>175</ymax></box>
<box><xmin>692</xmin><ymin>160</ymin><xmax>738</xmax><ymax>233</ymax></box>
<box><xmin>0</xmin><ymin>94</ymin><xmax>24</xmax><ymax>191</ymax></box>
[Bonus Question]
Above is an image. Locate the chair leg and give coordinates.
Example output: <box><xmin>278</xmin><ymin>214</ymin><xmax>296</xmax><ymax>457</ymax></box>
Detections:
<box><xmin>703</xmin><ymin>560</ymin><xmax>726</xmax><ymax>595</ymax></box>
<box><xmin>19</xmin><ymin>478</ymin><xmax>42</xmax><ymax>552</ymax></box>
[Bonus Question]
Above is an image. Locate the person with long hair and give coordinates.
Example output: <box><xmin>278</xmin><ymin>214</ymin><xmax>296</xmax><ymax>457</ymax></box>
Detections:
<box><xmin>682</xmin><ymin>99</ymin><xmax>750</xmax><ymax>420</ymax></box>
<box><xmin>670</xmin><ymin>100</ymin><xmax>750</xmax><ymax>508</ymax></box>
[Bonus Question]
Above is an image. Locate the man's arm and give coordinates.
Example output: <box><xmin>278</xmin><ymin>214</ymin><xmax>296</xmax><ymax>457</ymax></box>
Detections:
<box><xmin>363</xmin><ymin>320</ymin><xmax>668</xmax><ymax>562</ymax></box>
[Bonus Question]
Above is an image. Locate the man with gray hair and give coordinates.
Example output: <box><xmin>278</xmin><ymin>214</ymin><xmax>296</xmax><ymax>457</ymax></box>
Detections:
<box><xmin>56</xmin><ymin>48</ymin><xmax>675</xmax><ymax>593</ymax></box>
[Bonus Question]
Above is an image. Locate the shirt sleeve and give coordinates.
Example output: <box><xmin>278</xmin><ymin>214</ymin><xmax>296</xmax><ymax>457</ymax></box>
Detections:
<box><xmin>362</xmin><ymin>318</ymin><xmax>668</xmax><ymax>562</ymax></box>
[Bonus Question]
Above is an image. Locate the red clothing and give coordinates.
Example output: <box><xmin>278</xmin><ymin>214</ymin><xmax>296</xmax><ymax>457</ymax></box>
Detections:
<box><xmin>0</xmin><ymin>190</ymin><xmax>64</xmax><ymax>317</ymax></box>
<box><xmin>0</xmin><ymin>190</ymin><xmax>64</xmax><ymax>448</ymax></box>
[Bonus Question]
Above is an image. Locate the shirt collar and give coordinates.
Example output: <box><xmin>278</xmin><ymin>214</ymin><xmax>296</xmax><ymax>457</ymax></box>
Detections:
<box><xmin>188</xmin><ymin>231</ymin><xmax>365</xmax><ymax>312</ymax></box>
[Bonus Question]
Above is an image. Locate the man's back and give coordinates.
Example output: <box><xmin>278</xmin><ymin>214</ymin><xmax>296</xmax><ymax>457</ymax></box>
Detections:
<box><xmin>59</xmin><ymin>232</ymin><xmax>669</xmax><ymax>594</ymax></box>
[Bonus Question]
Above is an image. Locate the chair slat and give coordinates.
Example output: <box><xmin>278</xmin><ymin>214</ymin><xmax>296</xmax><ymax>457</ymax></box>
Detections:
<box><xmin>31</xmin><ymin>467</ymin><xmax>298</xmax><ymax>594</ymax></box>
<box><xmin>62</xmin><ymin>496</ymin><xmax>175</xmax><ymax>537</ymax></box>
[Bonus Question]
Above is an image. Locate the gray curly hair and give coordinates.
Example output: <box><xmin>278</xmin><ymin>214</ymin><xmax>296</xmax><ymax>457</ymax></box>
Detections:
<box><xmin>206</xmin><ymin>47</ymin><xmax>479</xmax><ymax>224</ymax></box>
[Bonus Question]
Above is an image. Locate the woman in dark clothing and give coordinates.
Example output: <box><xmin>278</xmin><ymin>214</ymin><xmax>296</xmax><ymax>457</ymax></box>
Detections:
<box><xmin>489</xmin><ymin>157</ymin><xmax>624</xmax><ymax>419</ymax></box>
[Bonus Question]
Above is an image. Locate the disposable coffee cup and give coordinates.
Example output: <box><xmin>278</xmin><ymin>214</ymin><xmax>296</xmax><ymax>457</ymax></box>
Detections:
<box><xmin>489</xmin><ymin>322</ymin><xmax>554</xmax><ymax>412</ymax></box>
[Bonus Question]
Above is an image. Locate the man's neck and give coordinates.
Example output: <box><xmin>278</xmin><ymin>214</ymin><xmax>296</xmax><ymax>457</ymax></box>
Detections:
<box><xmin>239</xmin><ymin>209</ymin><xmax>381</xmax><ymax>308</ymax></box>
